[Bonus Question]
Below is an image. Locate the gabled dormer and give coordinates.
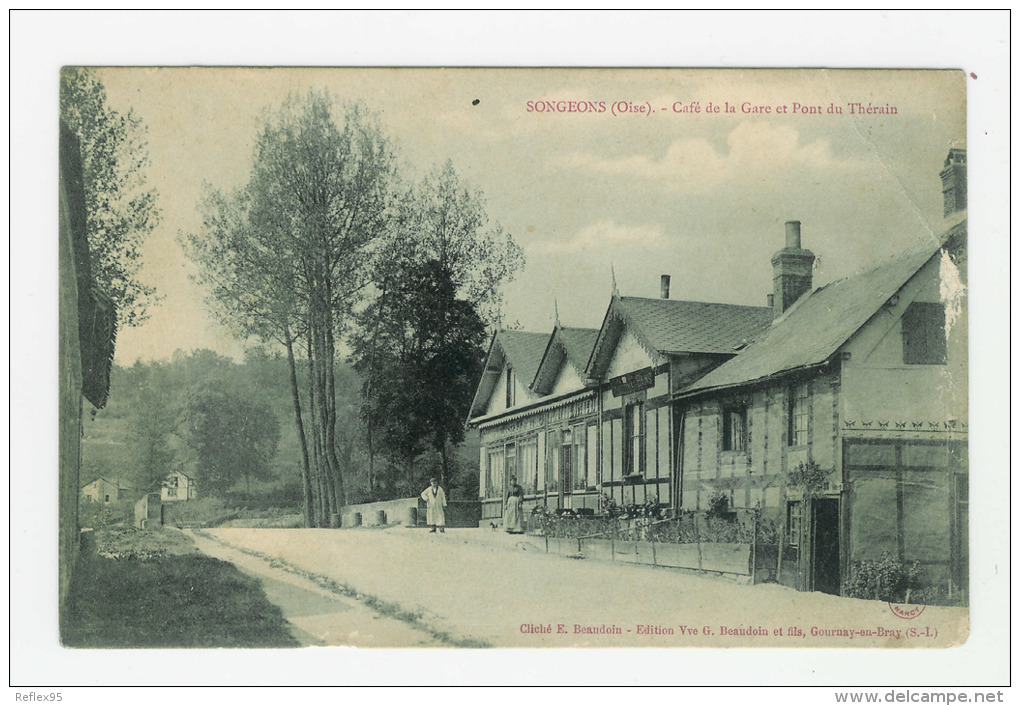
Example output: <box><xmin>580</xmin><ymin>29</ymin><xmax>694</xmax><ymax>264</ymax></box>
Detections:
<box><xmin>585</xmin><ymin>294</ymin><xmax>773</xmax><ymax>384</ymax></box>
<box><xmin>531</xmin><ymin>326</ymin><xmax>600</xmax><ymax>397</ymax></box>
<box><xmin>468</xmin><ymin>330</ymin><xmax>551</xmax><ymax>420</ymax></box>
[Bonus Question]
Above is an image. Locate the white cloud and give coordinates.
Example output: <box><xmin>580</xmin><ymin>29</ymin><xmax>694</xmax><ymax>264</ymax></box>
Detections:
<box><xmin>531</xmin><ymin>219</ymin><xmax>666</xmax><ymax>255</ymax></box>
<box><xmin>555</xmin><ymin>121</ymin><xmax>853</xmax><ymax>192</ymax></box>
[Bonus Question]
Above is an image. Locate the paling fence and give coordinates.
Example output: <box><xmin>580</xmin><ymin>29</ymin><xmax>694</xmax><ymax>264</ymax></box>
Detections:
<box><xmin>526</xmin><ymin>508</ymin><xmax>781</xmax><ymax>581</ymax></box>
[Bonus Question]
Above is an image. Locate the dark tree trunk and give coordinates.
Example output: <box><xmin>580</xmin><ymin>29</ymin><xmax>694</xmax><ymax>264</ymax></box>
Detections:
<box><xmin>307</xmin><ymin>334</ymin><xmax>325</xmax><ymax>526</ymax></box>
<box><xmin>284</xmin><ymin>328</ymin><xmax>314</xmax><ymax>528</ymax></box>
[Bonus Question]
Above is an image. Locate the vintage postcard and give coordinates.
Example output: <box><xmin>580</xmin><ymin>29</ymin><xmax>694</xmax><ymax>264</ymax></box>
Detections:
<box><xmin>57</xmin><ymin>66</ymin><xmax>969</xmax><ymax>656</ymax></box>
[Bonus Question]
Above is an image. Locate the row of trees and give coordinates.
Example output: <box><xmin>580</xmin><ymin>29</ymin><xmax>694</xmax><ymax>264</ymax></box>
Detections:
<box><xmin>184</xmin><ymin>92</ymin><xmax>523</xmax><ymax>526</ymax></box>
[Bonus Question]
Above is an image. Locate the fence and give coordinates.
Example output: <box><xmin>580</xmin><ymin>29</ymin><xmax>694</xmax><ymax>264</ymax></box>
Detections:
<box><xmin>527</xmin><ymin>508</ymin><xmax>778</xmax><ymax>581</ymax></box>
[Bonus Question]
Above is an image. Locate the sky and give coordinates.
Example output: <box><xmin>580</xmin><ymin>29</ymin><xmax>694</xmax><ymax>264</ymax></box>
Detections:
<box><xmin>95</xmin><ymin>67</ymin><xmax>966</xmax><ymax>364</ymax></box>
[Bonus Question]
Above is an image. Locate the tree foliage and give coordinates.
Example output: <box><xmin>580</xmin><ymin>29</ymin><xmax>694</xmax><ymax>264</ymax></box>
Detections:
<box><xmin>60</xmin><ymin>68</ymin><xmax>160</xmax><ymax>327</ymax></box>
<box><xmin>382</xmin><ymin>160</ymin><xmax>524</xmax><ymax>328</ymax></box>
<box><xmin>351</xmin><ymin>259</ymin><xmax>486</xmax><ymax>491</ymax></box>
<box><xmin>181</xmin><ymin>383</ymin><xmax>280</xmax><ymax>495</ymax></box>
<box><xmin>125</xmin><ymin>363</ymin><xmax>177</xmax><ymax>493</ymax></box>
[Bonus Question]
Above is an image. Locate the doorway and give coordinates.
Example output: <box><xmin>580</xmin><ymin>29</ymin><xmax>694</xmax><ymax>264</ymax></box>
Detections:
<box><xmin>811</xmin><ymin>498</ymin><xmax>840</xmax><ymax>595</ymax></box>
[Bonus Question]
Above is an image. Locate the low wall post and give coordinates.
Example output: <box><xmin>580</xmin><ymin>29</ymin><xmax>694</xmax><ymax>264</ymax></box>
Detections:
<box><xmin>750</xmin><ymin>510</ymin><xmax>758</xmax><ymax>584</ymax></box>
<box><xmin>695</xmin><ymin>512</ymin><xmax>704</xmax><ymax>571</ymax></box>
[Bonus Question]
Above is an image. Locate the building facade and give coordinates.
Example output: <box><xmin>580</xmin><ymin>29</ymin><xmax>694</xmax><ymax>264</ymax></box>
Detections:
<box><xmin>467</xmin><ymin>149</ymin><xmax>967</xmax><ymax>600</ymax></box>
<box><xmin>676</xmin><ymin>214</ymin><xmax>967</xmax><ymax>597</ymax></box>
<box><xmin>81</xmin><ymin>477</ymin><xmax>123</xmax><ymax>505</ymax></box>
<box><xmin>470</xmin><ymin>328</ymin><xmax>601</xmax><ymax>520</ymax></box>
<box><xmin>161</xmin><ymin>470</ymin><xmax>197</xmax><ymax>502</ymax></box>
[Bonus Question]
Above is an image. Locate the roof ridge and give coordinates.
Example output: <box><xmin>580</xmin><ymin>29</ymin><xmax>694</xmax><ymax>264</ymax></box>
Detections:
<box><xmin>619</xmin><ymin>295</ymin><xmax>772</xmax><ymax>311</ymax></box>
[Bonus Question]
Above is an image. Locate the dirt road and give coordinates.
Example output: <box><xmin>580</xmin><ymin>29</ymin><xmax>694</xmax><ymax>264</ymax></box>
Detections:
<box><xmin>186</xmin><ymin>529</ymin><xmax>441</xmax><ymax>647</ymax></box>
<box><xmin>196</xmin><ymin>526</ymin><xmax>968</xmax><ymax>648</ymax></box>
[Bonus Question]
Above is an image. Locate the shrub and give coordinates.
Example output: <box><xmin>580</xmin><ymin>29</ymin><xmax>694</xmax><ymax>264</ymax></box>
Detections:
<box><xmin>95</xmin><ymin>526</ymin><xmax>198</xmax><ymax>560</ymax></box>
<box><xmin>844</xmin><ymin>551</ymin><xmax>923</xmax><ymax>603</ymax></box>
<box><xmin>706</xmin><ymin>492</ymin><xmax>731</xmax><ymax>519</ymax></box>
<box><xmin>788</xmin><ymin>461</ymin><xmax>829</xmax><ymax>495</ymax></box>
<box><xmin>79</xmin><ymin>500</ymin><xmax>133</xmax><ymax>530</ymax></box>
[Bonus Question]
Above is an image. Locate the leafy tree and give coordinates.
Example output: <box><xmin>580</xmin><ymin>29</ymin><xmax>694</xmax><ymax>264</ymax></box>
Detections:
<box><xmin>124</xmin><ymin>362</ymin><xmax>178</xmax><ymax>493</ymax></box>
<box><xmin>355</xmin><ymin>162</ymin><xmax>523</xmax><ymax>493</ymax></box>
<box><xmin>60</xmin><ymin>68</ymin><xmax>161</xmax><ymax>327</ymax></box>
<box><xmin>381</xmin><ymin>160</ymin><xmax>524</xmax><ymax>328</ymax></box>
<box><xmin>351</xmin><ymin>260</ymin><xmax>486</xmax><ymax>491</ymax></box>
<box><xmin>185</xmin><ymin>91</ymin><xmax>392</xmax><ymax>525</ymax></box>
<box><xmin>181</xmin><ymin>384</ymin><xmax>281</xmax><ymax>495</ymax></box>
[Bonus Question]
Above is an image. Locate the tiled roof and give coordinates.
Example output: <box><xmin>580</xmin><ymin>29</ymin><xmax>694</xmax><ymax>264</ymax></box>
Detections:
<box><xmin>498</xmin><ymin>330</ymin><xmax>551</xmax><ymax>384</ymax></box>
<box><xmin>531</xmin><ymin>326</ymin><xmax>600</xmax><ymax>394</ymax></box>
<box><xmin>681</xmin><ymin>221</ymin><xmax>965</xmax><ymax>396</ymax></box>
<box><xmin>557</xmin><ymin>327</ymin><xmax>600</xmax><ymax>372</ymax></box>
<box><xmin>617</xmin><ymin>297</ymin><xmax>774</xmax><ymax>355</ymax></box>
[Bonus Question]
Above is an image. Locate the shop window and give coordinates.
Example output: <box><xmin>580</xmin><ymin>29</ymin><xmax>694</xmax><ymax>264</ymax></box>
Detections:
<box><xmin>505</xmin><ymin>443</ymin><xmax>517</xmax><ymax>493</ymax></box>
<box><xmin>722</xmin><ymin>406</ymin><xmax>747</xmax><ymax>452</ymax></box>
<box><xmin>787</xmin><ymin>501</ymin><xmax>802</xmax><ymax>547</ymax></box>
<box><xmin>519</xmin><ymin>437</ymin><xmax>538</xmax><ymax>494</ymax></box>
<box><xmin>486</xmin><ymin>447</ymin><xmax>504</xmax><ymax>498</ymax></box>
<box><xmin>586</xmin><ymin>423</ymin><xmax>598</xmax><ymax>487</ymax></box>
<box><xmin>902</xmin><ymin>302</ymin><xmax>947</xmax><ymax>365</ymax></box>
<box><xmin>572</xmin><ymin>425</ymin><xmax>587</xmax><ymax>491</ymax></box>
<box><xmin>788</xmin><ymin>382</ymin><xmax>809</xmax><ymax>446</ymax></box>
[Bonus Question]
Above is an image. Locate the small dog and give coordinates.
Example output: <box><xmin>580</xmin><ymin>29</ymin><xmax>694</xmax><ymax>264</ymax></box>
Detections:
<box><xmin>489</xmin><ymin>522</ymin><xmax>499</xmax><ymax>531</ymax></box>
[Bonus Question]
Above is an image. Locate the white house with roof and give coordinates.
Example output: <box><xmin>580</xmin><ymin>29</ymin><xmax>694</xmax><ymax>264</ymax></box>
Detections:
<box><xmin>161</xmin><ymin>470</ymin><xmax>197</xmax><ymax>502</ymax></box>
<box><xmin>584</xmin><ymin>289</ymin><xmax>773</xmax><ymax>509</ymax></box>
<box><xmin>81</xmin><ymin>477</ymin><xmax>123</xmax><ymax>505</ymax></box>
<box><xmin>469</xmin><ymin>327</ymin><xmax>601</xmax><ymax>520</ymax></box>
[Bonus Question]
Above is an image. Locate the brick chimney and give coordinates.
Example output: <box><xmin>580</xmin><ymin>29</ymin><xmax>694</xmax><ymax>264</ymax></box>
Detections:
<box><xmin>940</xmin><ymin>148</ymin><xmax>967</xmax><ymax>217</ymax></box>
<box><xmin>660</xmin><ymin>274</ymin><xmax>671</xmax><ymax>299</ymax></box>
<box><xmin>771</xmin><ymin>221</ymin><xmax>814</xmax><ymax>318</ymax></box>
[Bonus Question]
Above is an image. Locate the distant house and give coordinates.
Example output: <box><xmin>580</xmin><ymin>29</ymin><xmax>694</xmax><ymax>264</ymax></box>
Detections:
<box><xmin>161</xmin><ymin>470</ymin><xmax>197</xmax><ymax>502</ymax></box>
<box><xmin>81</xmin><ymin>477</ymin><xmax>123</xmax><ymax>505</ymax></box>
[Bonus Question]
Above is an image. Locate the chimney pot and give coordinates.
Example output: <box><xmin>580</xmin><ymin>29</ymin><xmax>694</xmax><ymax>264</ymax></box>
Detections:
<box><xmin>940</xmin><ymin>148</ymin><xmax>967</xmax><ymax>216</ymax></box>
<box><xmin>660</xmin><ymin>274</ymin><xmax>671</xmax><ymax>299</ymax></box>
<box><xmin>785</xmin><ymin>221</ymin><xmax>802</xmax><ymax>249</ymax></box>
<box><xmin>772</xmin><ymin>221</ymin><xmax>814</xmax><ymax>318</ymax></box>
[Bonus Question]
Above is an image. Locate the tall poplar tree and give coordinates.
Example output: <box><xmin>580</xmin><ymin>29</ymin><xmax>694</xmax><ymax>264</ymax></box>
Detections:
<box><xmin>186</xmin><ymin>91</ymin><xmax>392</xmax><ymax>525</ymax></box>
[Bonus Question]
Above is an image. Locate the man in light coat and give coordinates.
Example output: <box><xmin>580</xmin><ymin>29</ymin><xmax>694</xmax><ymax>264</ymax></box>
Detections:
<box><xmin>421</xmin><ymin>477</ymin><xmax>447</xmax><ymax>533</ymax></box>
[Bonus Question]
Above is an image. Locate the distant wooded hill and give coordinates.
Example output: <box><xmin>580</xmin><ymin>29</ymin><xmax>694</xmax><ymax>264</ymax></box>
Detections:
<box><xmin>81</xmin><ymin>348</ymin><xmax>479</xmax><ymax>511</ymax></box>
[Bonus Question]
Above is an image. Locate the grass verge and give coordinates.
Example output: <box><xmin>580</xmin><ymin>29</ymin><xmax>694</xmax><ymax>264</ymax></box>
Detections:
<box><xmin>61</xmin><ymin>527</ymin><xmax>298</xmax><ymax>648</ymax></box>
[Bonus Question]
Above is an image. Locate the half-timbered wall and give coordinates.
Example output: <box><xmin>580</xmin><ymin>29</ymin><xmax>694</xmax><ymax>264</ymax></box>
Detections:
<box><xmin>678</xmin><ymin>370</ymin><xmax>838</xmax><ymax>516</ymax></box>
<box><xmin>599</xmin><ymin>366</ymin><xmax>672</xmax><ymax>508</ymax></box>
